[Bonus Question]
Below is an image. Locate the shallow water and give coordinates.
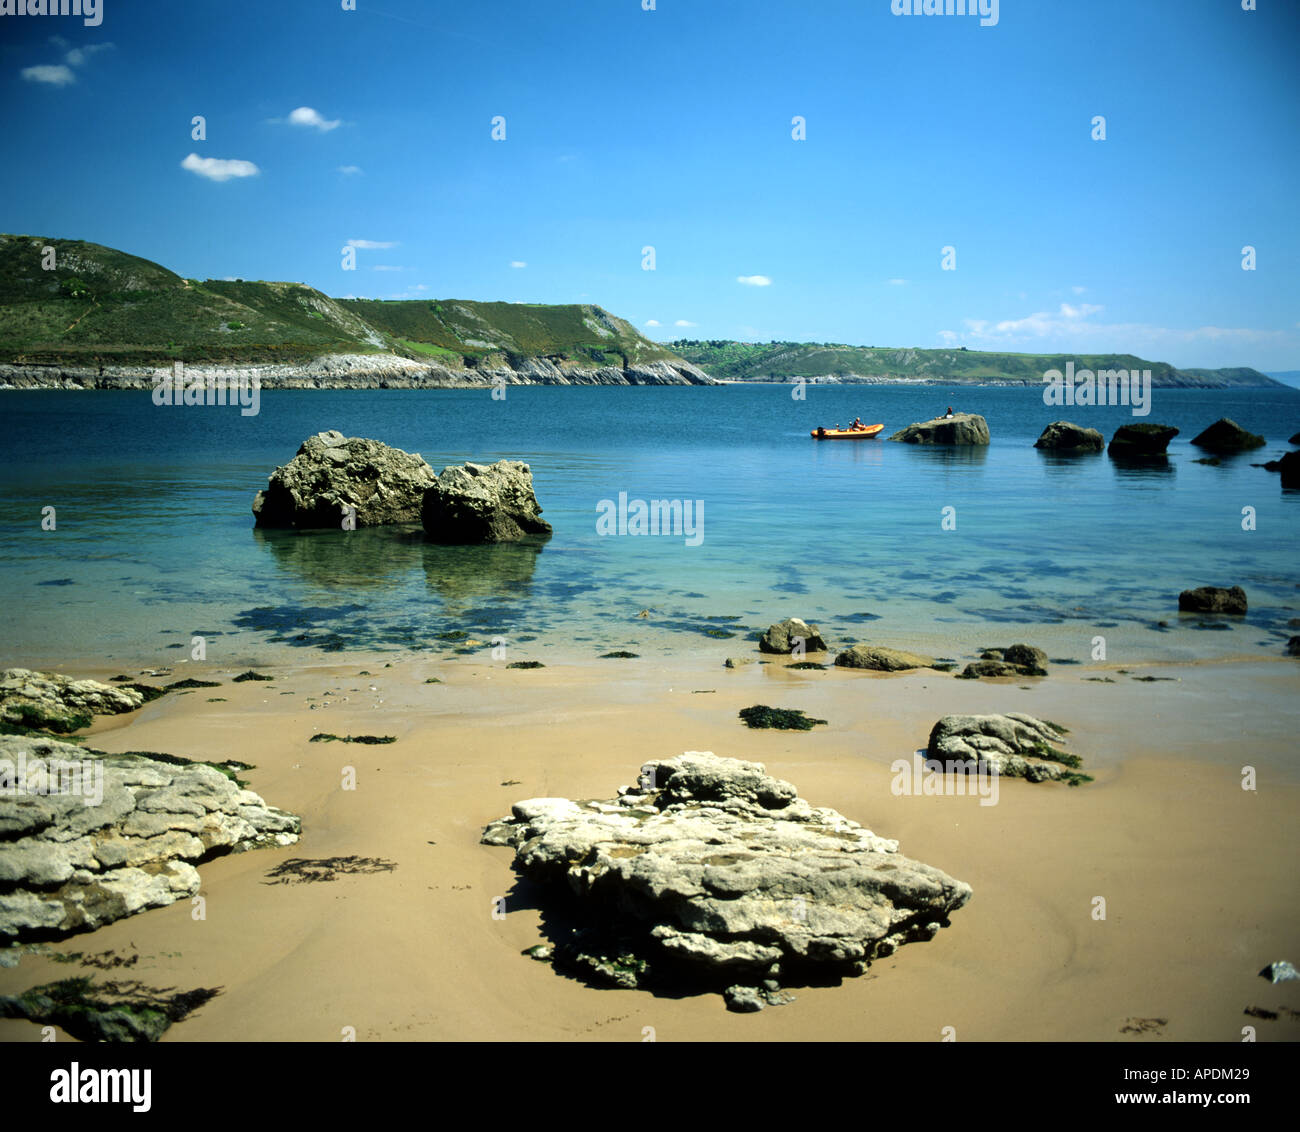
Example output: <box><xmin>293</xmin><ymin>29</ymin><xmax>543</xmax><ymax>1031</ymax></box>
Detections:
<box><xmin>1</xmin><ymin>383</ymin><xmax>1297</xmax><ymax>668</ymax></box>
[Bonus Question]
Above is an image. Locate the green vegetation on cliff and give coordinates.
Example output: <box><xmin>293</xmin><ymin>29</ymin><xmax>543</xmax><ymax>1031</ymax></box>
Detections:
<box><xmin>0</xmin><ymin>235</ymin><xmax>684</xmax><ymax>370</ymax></box>
<box><xmin>670</xmin><ymin>339</ymin><xmax>1282</xmax><ymax>389</ymax></box>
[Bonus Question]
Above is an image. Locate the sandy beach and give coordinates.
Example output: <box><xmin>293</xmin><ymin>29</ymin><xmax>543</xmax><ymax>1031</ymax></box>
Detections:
<box><xmin>3</xmin><ymin>652</ymin><xmax>1297</xmax><ymax>1042</ymax></box>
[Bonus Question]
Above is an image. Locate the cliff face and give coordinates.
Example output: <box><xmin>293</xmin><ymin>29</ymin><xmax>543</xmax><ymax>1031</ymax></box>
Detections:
<box><xmin>0</xmin><ymin>353</ymin><xmax>716</xmax><ymax>390</ymax></box>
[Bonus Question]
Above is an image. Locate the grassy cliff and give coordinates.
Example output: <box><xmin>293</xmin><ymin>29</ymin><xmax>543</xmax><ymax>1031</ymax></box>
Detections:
<box><xmin>0</xmin><ymin>235</ymin><xmax>686</xmax><ymax>371</ymax></box>
<box><xmin>670</xmin><ymin>340</ymin><xmax>1283</xmax><ymax>389</ymax></box>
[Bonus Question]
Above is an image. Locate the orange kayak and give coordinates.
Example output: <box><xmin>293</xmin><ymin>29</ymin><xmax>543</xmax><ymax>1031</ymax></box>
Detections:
<box><xmin>810</xmin><ymin>423</ymin><xmax>884</xmax><ymax>440</ymax></box>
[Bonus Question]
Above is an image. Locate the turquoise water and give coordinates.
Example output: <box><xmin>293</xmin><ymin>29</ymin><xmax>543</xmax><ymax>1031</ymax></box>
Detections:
<box><xmin>1</xmin><ymin>384</ymin><xmax>1297</xmax><ymax>669</ymax></box>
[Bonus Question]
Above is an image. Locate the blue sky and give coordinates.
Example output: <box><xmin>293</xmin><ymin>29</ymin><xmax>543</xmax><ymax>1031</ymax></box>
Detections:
<box><xmin>1</xmin><ymin>0</ymin><xmax>1297</xmax><ymax>370</ymax></box>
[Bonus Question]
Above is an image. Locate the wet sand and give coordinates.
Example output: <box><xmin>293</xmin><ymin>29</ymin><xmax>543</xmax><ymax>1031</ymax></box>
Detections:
<box><xmin>2</xmin><ymin>654</ymin><xmax>1298</xmax><ymax>1042</ymax></box>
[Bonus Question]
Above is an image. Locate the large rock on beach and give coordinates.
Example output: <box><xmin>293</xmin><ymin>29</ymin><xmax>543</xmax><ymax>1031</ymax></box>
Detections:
<box><xmin>1178</xmin><ymin>585</ymin><xmax>1247</xmax><ymax>614</ymax></box>
<box><xmin>888</xmin><ymin>413</ymin><xmax>990</xmax><ymax>446</ymax></box>
<box><xmin>834</xmin><ymin>644</ymin><xmax>935</xmax><ymax>671</ymax></box>
<box><xmin>0</xmin><ymin>736</ymin><xmax>300</xmax><ymax>940</ymax></box>
<box><xmin>759</xmin><ymin>617</ymin><xmax>828</xmax><ymax>655</ymax></box>
<box><xmin>1</xmin><ymin>669</ymin><xmax>143</xmax><ymax>734</ymax></box>
<box><xmin>421</xmin><ymin>460</ymin><xmax>552</xmax><ymax>544</ymax></box>
<box><xmin>252</xmin><ymin>430</ymin><xmax>437</xmax><ymax>528</ymax></box>
<box><xmin>1108</xmin><ymin>423</ymin><xmax>1178</xmax><ymax>456</ymax></box>
<box><xmin>926</xmin><ymin>713</ymin><xmax>1086</xmax><ymax>783</ymax></box>
<box><xmin>481</xmin><ymin>752</ymin><xmax>971</xmax><ymax>1011</ymax></box>
<box><xmin>1190</xmin><ymin>418</ymin><xmax>1265</xmax><ymax>451</ymax></box>
<box><xmin>1034</xmin><ymin>420</ymin><xmax>1104</xmax><ymax>452</ymax></box>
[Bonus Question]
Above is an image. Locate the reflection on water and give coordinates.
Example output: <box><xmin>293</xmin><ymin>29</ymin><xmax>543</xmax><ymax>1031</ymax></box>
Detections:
<box><xmin>253</xmin><ymin>525</ymin><xmax>426</xmax><ymax>589</ymax></box>
<box><xmin>421</xmin><ymin>538</ymin><xmax>545</xmax><ymax>609</ymax></box>
<box><xmin>1108</xmin><ymin>452</ymin><xmax>1175</xmax><ymax>478</ymax></box>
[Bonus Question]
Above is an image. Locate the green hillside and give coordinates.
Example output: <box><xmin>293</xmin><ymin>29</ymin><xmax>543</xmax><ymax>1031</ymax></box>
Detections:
<box><xmin>0</xmin><ymin>235</ymin><xmax>684</xmax><ymax>370</ymax></box>
<box><xmin>670</xmin><ymin>340</ymin><xmax>1283</xmax><ymax>388</ymax></box>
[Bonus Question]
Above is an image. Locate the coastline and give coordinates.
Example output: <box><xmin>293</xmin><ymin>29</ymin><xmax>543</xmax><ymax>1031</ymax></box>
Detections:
<box><xmin>2</xmin><ymin>650</ymin><xmax>1296</xmax><ymax>1041</ymax></box>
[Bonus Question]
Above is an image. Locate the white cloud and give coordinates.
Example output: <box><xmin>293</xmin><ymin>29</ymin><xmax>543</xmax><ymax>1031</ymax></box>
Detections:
<box><xmin>644</xmin><ymin>319</ymin><xmax>661</xmax><ymax>327</ymax></box>
<box><xmin>371</xmin><ymin>265</ymin><xmax>406</xmax><ymax>272</ymax></box>
<box><xmin>181</xmin><ymin>153</ymin><xmax>260</xmax><ymax>182</ymax></box>
<box><xmin>337</xmin><ymin>165</ymin><xmax>363</xmax><ymax>175</ymax></box>
<box><xmin>674</xmin><ymin>319</ymin><xmax>697</xmax><ymax>327</ymax></box>
<box><xmin>737</xmin><ymin>275</ymin><xmax>772</xmax><ymax>287</ymax></box>
<box><xmin>21</xmin><ymin>41</ymin><xmax>112</xmax><ymax>87</ymax></box>
<box><xmin>65</xmin><ymin>44</ymin><xmax>113</xmax><ymax>66</ymax></box>
<box><xmin>346</xmin><ymin>239</ymin><xmax>398</xmax><ymax>249</ymax></box>
<box><xmin>1072</xmin><ymin>285</ymin><xmax>1087</xmax><ymax>295</ymax></box>
<box><xmin>887</xmin><ymin>278</ymin><xmax>908</xmax><ymax>286</ymax></box>
<box><xmin>22</xmin><ymin>64</ymin><xmax>75</xmax><ymax>86</ymax></box>
<box><xmin>510</xmin><ymin>261</ymin><xmax>527</xmax><ymax>268</ymax></box>
<box><xmin>286</xmin><ymin>106</ymin><xmax>340</xmax><ymax>132</ymax></box>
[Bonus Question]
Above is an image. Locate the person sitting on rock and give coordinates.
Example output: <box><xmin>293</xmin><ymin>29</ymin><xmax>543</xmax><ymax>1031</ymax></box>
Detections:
<box><xmin>943</xmin><ymin>406</ymin><xmax>954</xmax><ymax>419</ymax></box>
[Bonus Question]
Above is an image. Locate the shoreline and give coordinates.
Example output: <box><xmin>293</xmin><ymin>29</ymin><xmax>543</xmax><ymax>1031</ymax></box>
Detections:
<box><xmin>2</xmin><ymin>650</ymin><xmax>1297</xmax><ymax>1041</ymax></box>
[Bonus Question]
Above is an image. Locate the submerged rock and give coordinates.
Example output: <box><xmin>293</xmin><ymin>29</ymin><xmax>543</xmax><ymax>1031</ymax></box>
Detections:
<box><xmin>1034</xmin><ymin>420</ymin><xmax>1104</xmax><ymax>452</ymax></box>
<box><xmin>0</xmin><ymin>736</ymin><xmax>300</xmax><ymax>940</ymax></box>
<box><xmin>1108</xmin><ymin>423</ymin><xmax>1178</xmax><ymax>456</ymax></box>
<box><xmin>1</xmin><ymin>669</ymin><xmax>144</xmax><ymax>734</ymax></box>
<box><xmin>481</xmin><ymin>752</ymin><xmax>971</xmax><ymax>1011</ymax></box>
<box><xmin>1178</xmin><ymin>585</ymin><xmax>1247</xmax><ymax>614</ymax></box>
<box><xmin>253</xmin><ymin>430</ymin><xmax>437</xmax><ymax>528</ymax></box>
<box><xmin>888</xmin><ymin>412</ymin><xmax>990</xmax><ymax>446</ymax></box>
<box><xmin>1190</xmin><ymin>418</ymin><xmax>1265</xmax><ymax>451</ymax></box>
<box><xmin>927</xmin><ymin>713</ymin><xmax>1088</xmax><ymax>783</ymax></box>
<box><xmin>758</xmin><ymin>617</ymin><xmax>828</xmax><ymax>655</ymax></box>
<box><xmin>421</xmin><ymin>460</ymin><xmax>552</xmax><ymax>544</ymax></box>
<box><xmin>1262</xmin><ymin>449</ymin><xmax>1300</xmax><ymax>488</ymax></box>
<box><xmin>834</xmin><ymin>644</ymin><xmax>935</xmax><ymax>671</ymax></box>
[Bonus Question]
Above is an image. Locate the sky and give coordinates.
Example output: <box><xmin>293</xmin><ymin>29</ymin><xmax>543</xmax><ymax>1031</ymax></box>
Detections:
<box><xmin>1</xmin><ymin>0</ymin><xmax>1298</xmax><ymax>371</ymax></box>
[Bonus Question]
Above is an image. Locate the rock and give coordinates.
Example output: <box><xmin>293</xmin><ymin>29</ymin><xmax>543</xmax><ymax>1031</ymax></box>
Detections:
<box><xmin>1033</xmin><ymin>420</ymin><xmax>1104</xmax><ymax>452</ymax></box>
<box><xmin>1260</xmin><ymin>960</ymin><xmax>1299</xmax><ymax>983</ymax></box>
<box><xmin>1178</xmin><ymin>585</ymin><xmax>1247</xmax><ymax>614</ymax></box>
<box><xmin>252</xmin><ymin>430</ymin><xmax>437</xmax><ymax>528</ymax></box>
<box><xmin>957</xmin><ymin>656</ymin><xmax>1047</xmax><ymax>679</ymax></box>
<box><xmin>927</xmin><ymin>713</ymin><xmax>1087</xmax><ymax>783</ymax></box>
<box><xmin>1287</xmin><ymin>636</ymin><xmax>1300</xmax><ymax>657</ymax></box>
<box><xmin>0</xmin><ymin>669</ymin><xmax>143</xmax><ymax>734</ymax></box>
<box><xmin>1108</xmin><ymin>423</ymin><xmax>1178</xmax><ymax>456</ymax></box>
<box><xmin>481</xmin><ymin>752</ymin><xmax>971</xmax><ymax>1008</ymax></box>
<box><xmin>1190</xmin><ymin>418</ymin><xmax>1265</xmax><ymax>451</ymax></box>
<box><xmin>0</xmin><ymin>736</ymin><xmax>300</xmax><ymax>940</ymax></box>
<box><xmin>834</xmin><ymin>644</ymin><xmax>935</xmax><ymax>671</ymax></box>
<box><xmin>724</xmin><ymin>657</ymin><xmax>754</xmax><ymax>669</ymax></box>
<box><xmin>421</xmin><ymin>460</ymin><xmax>552</xmax><ymax>544</ymax></box>
<box><xmin>1291</xmin><ymin>432</ymin><xmax>1300</xmax><ymax>445</ymax></box>
<box><xmin>888</xmin><ymin>413</ymin><xmax>990</xmax><ymax>446</ymax></box>
<box><xmin>758</xmin><ymin>617</ymin><xmax>828</xmax><ymax>655</ymax></box>
<box><xmin>1263</xmin><ymin>449</ymin><xmax>1300</xmax><ymax>488</ymax></box>
<box><xmin>0</xmin><ymin>978</ymin><xmax>220</xmax><ymax>1042</ymax></box>
<box><xmin>1004</xmin><ymin>644</ymin><xmax>1048</xmax><ymax>670</ymax></box>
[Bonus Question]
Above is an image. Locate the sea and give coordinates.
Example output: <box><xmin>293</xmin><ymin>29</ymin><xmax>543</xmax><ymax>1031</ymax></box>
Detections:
<box><xmin>1</xmin><ymin>383</ymin><xmax>1297</xmax><ymax>670</ymax></box>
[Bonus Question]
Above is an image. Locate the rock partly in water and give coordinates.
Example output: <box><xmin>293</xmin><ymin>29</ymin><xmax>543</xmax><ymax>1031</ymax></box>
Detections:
<box><xmin>1178</xmin><ymin>585</ymin><xmax>1247</xmax><ymax>614</ymax></box>
<box><xmin>927</xmin><ymin>713</ymin><xmax>1088</xmax><ymax>784</ymax></box>
<box><xmin>1262</xmin><ymin>449</ymin><xmax>1300</xmax><ymax>488</ymax></box>
<box><xmin>961</xmin><ymin>643</ymin><xmax>1049</xmax><ymax>678</ymax></box>
<box><xmin>1108</xmin><ymin>423</ymin><xmax>1179</xmax><ymax>456</ymax></box>
<box><xmin>0</xmin><ymin>736</ymin><xmax>300</xmax><ymax>940</ymax></box>
<box><xmin>1260</xmin><ymin>960</ymin><xmax>1299</xmax><ymax>984</ymax></box>
<box><xmin>481</xmin><ymin>752</ymin><xmax>971</xmax><ymax>1011</ymax></box>
<box><xmin>758</xmin><ymin>617</ymin><xmax>828</xmax><ymax>655</ymax></box>
<box><xmin>252</xmin><ymin>430</ymin><xmax>437</xmax><ymax>528</ymax></box>
<box><xmin>834</xmin><ymin>644</ymin><xmax>935</xmax><ymax>671</ymax></box>
<box><xmin>888</xmin><ymin>413</ymin><xmax>990</xmax><ymax>446</ymax></box>
<box><xmin>1</xmin><ymin>669</ymin><xmax>144</xmax><ymax>734</ymax></box>
<box><xmin>1287</xmin><ymin>636</ymin><xmax>1300</xmax><ymax>658</ymax></box>
<box><xmin>1190</xmin><ymin>418</ymin><xmax>1265</xmax><ymax>451</ymax></box>
<box><xmin>1033</xmin><ymin>420</ymin><xmax>1104</xmax><ymax>452</ymax></box>
<box><xmin>421</xmin><ymin>460</ymin><xmax>552</xmax><ymax>544</ymax></box>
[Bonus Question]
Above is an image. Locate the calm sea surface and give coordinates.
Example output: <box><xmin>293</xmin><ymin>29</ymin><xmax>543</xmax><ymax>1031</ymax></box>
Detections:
<box><xmin>1</xmin><ymin>383</ymin><xmax>1298</xmax><ymax>669</ymax></box>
